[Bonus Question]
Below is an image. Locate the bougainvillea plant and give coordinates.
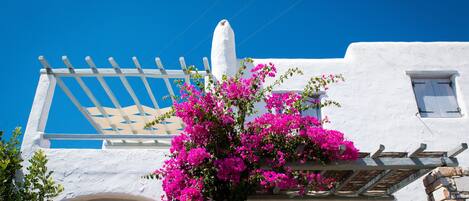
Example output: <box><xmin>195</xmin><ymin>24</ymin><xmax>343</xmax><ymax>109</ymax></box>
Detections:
<box><xmin>146</xmin><ymin>59</ymin><xmax>359</xmax><ymax>201</ymax></box>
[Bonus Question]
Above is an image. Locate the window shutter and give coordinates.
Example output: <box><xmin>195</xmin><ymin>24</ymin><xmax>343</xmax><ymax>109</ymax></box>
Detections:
<box><xmin>301</xmin><ymin>98</ymin><xmax>321</xmax><ymax>120</ymax></box>
<box><xmin>412</xmin><ymin>79</ymin><xmax>438</xmax><ymax>117</ymax></box>
<box><xmin>302</xmin><ymin>107</ymin><xmax>320</xmax><ymax>119</ymax></box>
<box><xmin>432</xmin><ymin>80</ymin><xmax>461</xmax><ymax>118</ymax></box>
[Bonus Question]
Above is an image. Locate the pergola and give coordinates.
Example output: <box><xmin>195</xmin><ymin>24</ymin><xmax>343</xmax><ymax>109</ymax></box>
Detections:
<box><xmin>36</xmin><ymin>55</ymin><xmax>467</xmax><ymax>200</ymax></box>
<box><xmin>251</xmin><ymin>143</ymin><xmax>466</xmax><ymax>200</ymax></box>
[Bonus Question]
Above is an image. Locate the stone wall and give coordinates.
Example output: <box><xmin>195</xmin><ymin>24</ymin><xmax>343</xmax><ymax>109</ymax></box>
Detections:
<box><xmin>424</xmin><ymin>167</ymin><xmax>469</xmax><ymax>201</ymax></box>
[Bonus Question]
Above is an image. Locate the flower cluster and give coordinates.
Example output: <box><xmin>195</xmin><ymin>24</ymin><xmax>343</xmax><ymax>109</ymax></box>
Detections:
<box><xmin>150</xmin><ymin>60</ymin><xmax>358</xmax><ymax>201</ymax></box>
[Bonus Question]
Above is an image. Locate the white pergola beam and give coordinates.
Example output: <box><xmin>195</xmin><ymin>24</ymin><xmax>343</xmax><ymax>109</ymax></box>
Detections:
<box><xmin>39</xmin><ymin>68</ymin><xmax>210</xmax><ymax>78</ymax></box>
<box><xmin>132</xmin><ymin>56</ymin><xmax>170</xmax><ymax>134</ymax></box>
<box><xmin>179</xmin><ymin>57</ymin><xmax>191</xmax><ymax>84</ymax></box>
<box><xmin>39</xmin><ymin>56</ymin><xmax>103</xmax><ymax>133</ymax></box>
<box><xmin>155</xmin><ymin>57</ymin><xmax>176</xmax><ymax>102</ymax></box>
<box><xmin>43</xmin><ymin>133</ymin><xmax>177</xmax><ymax>140</ymax></box>
<box><xmin>132</xmin><ymin>56</ymin><xmax>160</xmax><ymax>110</ymax></box>
<box><xmin>62</xmin><ymin>56</ymin><xmax>119</xmax><ymax>134</ymax></box>
<box><xmin>85</xmin><ymin>56</ymin><xmax>137</xmax><ymax>135</ymax></box>
<box><xmin>108</xmin><ymin>57</ymin><xmax>154</xmax><ymax>135</ymax></box>
<box><xmin>203</xmin><ymin>57</ymin><xmax>211</xmax><ymax>72</ymax></box>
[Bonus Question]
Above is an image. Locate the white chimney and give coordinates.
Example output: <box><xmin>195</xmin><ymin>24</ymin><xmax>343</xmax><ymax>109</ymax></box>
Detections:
<box><xmin>210</xmin><ymin>19</ymin><xmax>238</xmax><ymax>80</ymax></box>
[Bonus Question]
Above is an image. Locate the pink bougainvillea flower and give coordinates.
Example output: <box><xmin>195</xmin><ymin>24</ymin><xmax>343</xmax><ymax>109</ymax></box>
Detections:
<box><xmin>151</xmin><ymin>60</ymin><xmax>357</xmax><ymax>200</ymax></box>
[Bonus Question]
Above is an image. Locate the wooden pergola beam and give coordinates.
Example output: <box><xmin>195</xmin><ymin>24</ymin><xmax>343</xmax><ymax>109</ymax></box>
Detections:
<box><xmin>371</xmin><ymin>144</ymin><xmax>385</xmax><ymax>158</ymax></box>
<box><xmin>386</xmin><ymin>169</ymin><xmax>431</xmax><ymax>195</ymax></box>
<box><xmin>247</xmin><ymin>194</ymin><xmax>395</xmax><ymax>201</ymax></box>
<box><xmin>409</xmin><ymin>143</ymin><xmax>427</xmax><ymax>157</ymax></box>
<box><xmin>447</xmin><ymin>143</ymin><xmax>468</xmax><ymax>157</ymax></box>
<box><xmin>332</xmin><ymin>170</ymin><xmax>360</xmax><ymax>194</ymax></box>
<box><xmin>285</xmin><ymin>157</ymin><xmax>459</xmax><ymax>171</ymax></box>
<box><xmin>356</xmin><ymin>170</ymin><xmax>393</xmax><ymax>195</ymax></box>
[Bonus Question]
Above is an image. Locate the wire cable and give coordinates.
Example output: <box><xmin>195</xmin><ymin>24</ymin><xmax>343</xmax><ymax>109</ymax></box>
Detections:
<box><xmin>238</xmin><ymin>0</ymin><xmax>303</xmax><ymax>47</ymax></box>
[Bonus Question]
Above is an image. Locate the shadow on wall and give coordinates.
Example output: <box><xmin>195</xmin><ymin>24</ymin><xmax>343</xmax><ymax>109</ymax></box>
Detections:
<box><xmin>64</xmin><ymin>193</ymin><xmax>154</xmax><ymax>201</ymax></box>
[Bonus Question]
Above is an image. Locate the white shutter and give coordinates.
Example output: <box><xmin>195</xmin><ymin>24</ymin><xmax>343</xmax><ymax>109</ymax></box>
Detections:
<box><xmin>412</xmin><ymin>79</ymin><xmax>438</xmax><ymax>117</ymax></box>
<box><xmin>432</xmin><ymin>79</ymin><xmax>461</xmax><ymax>118</ymax></box>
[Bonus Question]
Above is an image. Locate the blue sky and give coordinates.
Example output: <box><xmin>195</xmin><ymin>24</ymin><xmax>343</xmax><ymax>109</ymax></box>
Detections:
<box><xmin>1</xmin><ymin>0</ymin><xmax>469</xmax><ymax>148</ymax></box>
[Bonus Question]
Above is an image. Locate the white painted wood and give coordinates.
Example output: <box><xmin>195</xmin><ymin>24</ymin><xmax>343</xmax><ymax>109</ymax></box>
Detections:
<box><xmin>39</xmin><ymin>68</ymin><xmax>209</xmax><ymax>78</ymax></box>
<box><xmin>62</xmin><ymin>56</ymin><xmax>119</xmax><ymax>134</ymax></box>
<box><xmin>203</xmin><ymin>57</ymin><xmax>211</xmax><ymax>72</ymax></box>
<box><xmin>55</xmin><ymin>77</ymin><xmax>104</xmax><ymax>133</ymax></box>
<box><xmin>132</xmin><ymin>56</ymin><xmax>160</xmax><ymax>110</ymax></box>
<box><xmin>39</xmin><ymin>56</ymin><xmax>103</xmax><ymax>134</ymax></box>
<box><xmin>132</xmin><ymin>56</ymin><xmax>171</xmax><ymax>134</ymax></box>
<box><xmin>155</xmin><ymin>57</ymin><xmax>176</xmax><ymax>102</ymax></box>
<box><xmin>108</xmin><ymin>57</ymin><xmax>154</xmax><ymax>134</ymax></box>
<box><xmin>85</xmin><ymin>56</ymin><xmax>138</xmax><ymax>135</ymax></box>
<box><xmin>43</xmin><ymin>133</ymin><xmax>177</xmax><ymax>140</ymax></box>
<box><xmin>179</xmin><ymin>57</ymin><xmax>191</xmax><ymax>84</ymax></box>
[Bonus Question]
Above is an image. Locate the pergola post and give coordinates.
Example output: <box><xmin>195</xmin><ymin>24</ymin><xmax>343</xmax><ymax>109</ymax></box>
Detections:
<box><xmin>21</xmin><ymin>68</ymin><xmax>56</xmax><ymax>160</ymax></box>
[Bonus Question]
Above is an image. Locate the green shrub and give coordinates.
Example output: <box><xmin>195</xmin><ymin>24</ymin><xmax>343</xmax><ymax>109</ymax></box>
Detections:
<box><xmin>0</xmin><ymin>128</ymin><xmax>23</xmax><ymax>201</ymax></box>
<box><xmin>0</xmin><ymin>128</ymin><xmax>63</xmax><ymax>201</ymax></box>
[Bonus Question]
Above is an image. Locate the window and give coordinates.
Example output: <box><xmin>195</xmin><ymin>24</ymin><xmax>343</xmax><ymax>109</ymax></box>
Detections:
<box><xmin>301</xmin><ymin>96</ymin><xmax>321</xmax><ymax>120</ymax></box>
<box><xmin>271</xmin><ymin>91</ymin><xmax>322</xmax><ymax>120</ymax></box>
<box><xmin>411</xmin><ymin>78</ymin><xmax>461</xmax><ymax>118</ymax></box>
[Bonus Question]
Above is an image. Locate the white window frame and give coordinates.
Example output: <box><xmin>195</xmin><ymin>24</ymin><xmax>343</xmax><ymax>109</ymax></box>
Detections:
<box><xmin>407</xmin><ymin>71</ymin><xmax>463</xmax><ymax>118</ymax></box>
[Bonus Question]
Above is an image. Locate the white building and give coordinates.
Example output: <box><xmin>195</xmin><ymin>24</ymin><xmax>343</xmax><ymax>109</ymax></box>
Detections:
<box><xmin>21</xmin><ymin>20</ymin><xmax>468</xmax><ymax>201</ymax></box>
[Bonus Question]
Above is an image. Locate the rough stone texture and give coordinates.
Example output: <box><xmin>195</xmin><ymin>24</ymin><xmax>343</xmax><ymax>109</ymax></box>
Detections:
<box><xmin>424</xmin><ymin>167</ymin><xmax>469</xmax><ymax>201</ymax></box>
<box><xmin>455</xmin><ymin>177</ymin><xmax>469</xmax><ymax>192</ymax></box>
<box><xmin>425</xmin><ymin>167</ymin><xmax>464</xmax><ymax>187</ymax></box>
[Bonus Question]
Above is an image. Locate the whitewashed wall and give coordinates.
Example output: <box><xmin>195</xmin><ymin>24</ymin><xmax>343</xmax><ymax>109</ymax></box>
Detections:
<box><xmin>21</xmin><ymin>20</ymin><xmax>469</xmax><ymax>201</ymax></box>
<box><xmin>34</xmin><ymin>42</ymin><xmax>468</xmax><ymax>201</ymax></box>
<box><xmin>255</xmin><ymin>42</ymin><xmax>469</xmax><ymax>200</ymax></box>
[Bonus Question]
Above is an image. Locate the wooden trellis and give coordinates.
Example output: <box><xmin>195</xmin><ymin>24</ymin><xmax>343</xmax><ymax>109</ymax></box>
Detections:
<box><xmin>38</xmin><ymin>56</ymin><xmax>211</xmax><ymax>145</ymax></box>
<box><xmin>250</xmin><ymin>143</ymin><xmax>467</xmax><ymax>200</ymax></box>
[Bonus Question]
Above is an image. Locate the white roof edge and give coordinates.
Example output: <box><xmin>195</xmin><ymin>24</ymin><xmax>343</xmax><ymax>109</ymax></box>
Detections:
<box><xmin>239</xmin><ymin>42</ymin><xmax>469</xmax><ymax>61</ymax></box>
